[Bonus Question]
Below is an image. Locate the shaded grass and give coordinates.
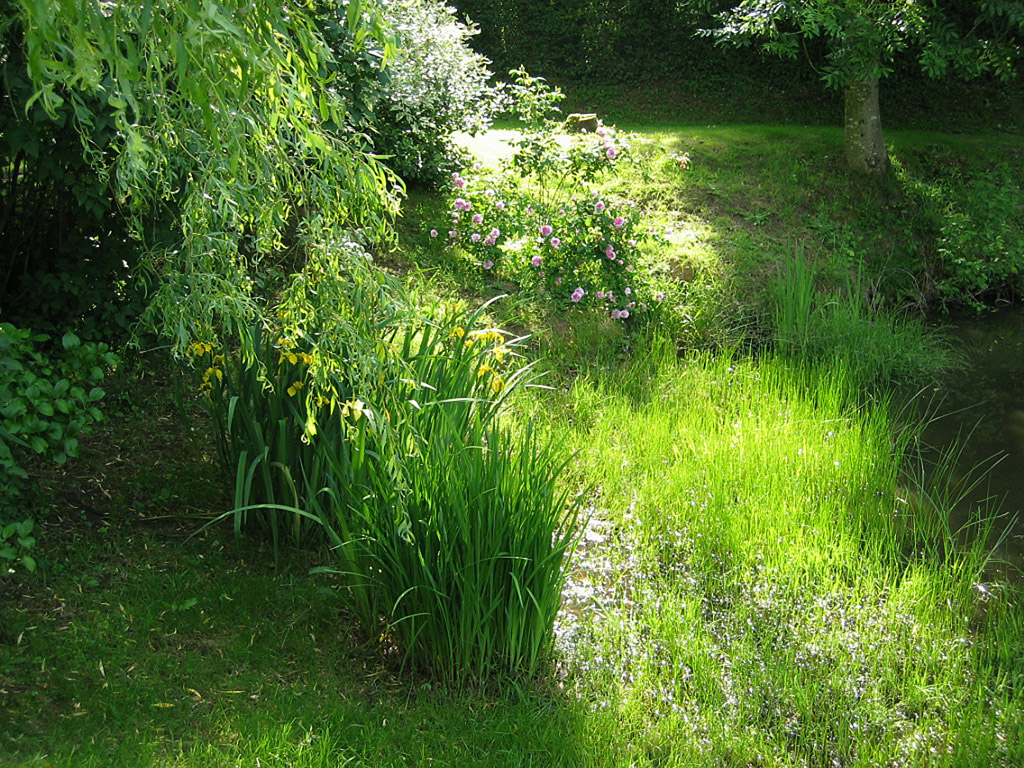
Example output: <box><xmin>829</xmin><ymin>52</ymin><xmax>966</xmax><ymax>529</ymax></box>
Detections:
<box><xmin>1</xmin><ymin>528</ymin><xmax>589</xmax><ymax>767</ymax></box>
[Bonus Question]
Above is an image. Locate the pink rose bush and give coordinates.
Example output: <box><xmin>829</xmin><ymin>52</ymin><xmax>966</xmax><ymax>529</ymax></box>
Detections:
<box><xmin>427</xmin><ymin>103</ymin><xmax>674</xmax><ymax>324</ymax></box>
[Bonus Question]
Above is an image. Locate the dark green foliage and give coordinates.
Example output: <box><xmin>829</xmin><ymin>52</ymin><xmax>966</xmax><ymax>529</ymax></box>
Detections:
<box><xmin>0</xmin><ymin>323</ymin><xmax>116</xmax><ymax>585</ymax></box>
<box><xmin>0</xmin><ymin>324</ymin><xmax>116</xmax><ymax>501</ymax></box>
<box><xmin>705</xmin><ymin>0</ymin><xmax>1024</xmax><ymax>87</ymax></box>
<box><xmin>455</xmin><ymin>0</ymin><xmax>747</xmax><ymax>84</ymax></box>
<box><xmin>0</xmin><ymin>16</ymin><xmax>143</xmax><ymax>343</ymax></box>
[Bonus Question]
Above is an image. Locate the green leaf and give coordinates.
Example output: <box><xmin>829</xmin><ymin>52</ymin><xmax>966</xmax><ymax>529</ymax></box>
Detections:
<box><xmin>62</xmin><ymin>332</ymin><xmax>81</xmax><ymax>349</ymax></box>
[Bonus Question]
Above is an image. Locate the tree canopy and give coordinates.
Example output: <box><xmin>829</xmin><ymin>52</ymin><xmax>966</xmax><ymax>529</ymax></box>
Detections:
<box><xmin>706</xmin><ymin>0</ymin><xmax>1024</xmax><ymax>173</ymax></box>
<box><xmin>7</xmin><ymin>0</ymin><xmax>402</xmax><ymax>352</ymax></box>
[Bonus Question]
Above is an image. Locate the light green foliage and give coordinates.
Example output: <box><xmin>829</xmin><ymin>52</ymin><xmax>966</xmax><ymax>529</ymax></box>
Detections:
<box><xmin>707</xmin><ymin>0</ymin><xmax>1024</xmax><ymax>87</ymax></box>
<box><xmin>15</xmin><ymin>0</ymin><xmax>401</xmax><ymax>353</ymax></box>
<box><xmin>367</xmin><ymin>0</ymin><xmax>499</xmax><ymax>185</ymax></box>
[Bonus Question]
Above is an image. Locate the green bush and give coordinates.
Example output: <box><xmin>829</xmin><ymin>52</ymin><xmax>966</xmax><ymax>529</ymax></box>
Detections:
<box><xmin>427</xmin><ymin>71</ymin><xmax>670</xmax><ymax>326</ymax></box>
<box><xmin>319</xmin><ymin>0</ymin><xmax>499</xmax><ymax>186</ymax></box>
<box><xmin>0</xmin><ymin>324</ymin><xmax>116</xmax><ymax>491</ymax></box>
<box><xmin>0</xmin><ymin>323</ymin><xmax>116</xmax><ymax>580</ymax></box>
<box><xmin>197</xmin><ymin>256</ymin><xmax>579</xmax><ymax>678</ymax></box>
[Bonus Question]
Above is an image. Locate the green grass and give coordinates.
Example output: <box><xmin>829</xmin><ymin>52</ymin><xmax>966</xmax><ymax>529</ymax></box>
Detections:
<box><xmin>5</xmin><ymin>118</ymin><xmax>1024</xmax><ymax>766</ymax></box>
<box><xmin>532</xmin><ymin>346</ymin><xmax>1023</xmax><ymax>766</ymax></box>
<box><xmin>1</xmin><ymin>528</ymin><xmax>588</xmax><ymax>767</ymax></box>
<box><xmin>4</xmin><ymin>347</ymin><xmax>1021</xmax><ymax>766</ymax></box>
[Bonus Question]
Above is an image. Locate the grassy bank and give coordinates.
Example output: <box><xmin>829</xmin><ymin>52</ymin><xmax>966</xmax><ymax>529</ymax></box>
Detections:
<box><xmin>4</xmin><ymin>119</ymin><xmax>1024</xmax><ymax>766</ymax></box>
<box><xmin>437</xmin><ymin>122</ymin><xmax>1024</xmax><ymax>342</ymax></box>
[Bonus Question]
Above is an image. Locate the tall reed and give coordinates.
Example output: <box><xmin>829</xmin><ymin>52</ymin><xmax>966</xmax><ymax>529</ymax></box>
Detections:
<box><xmin>198</xmin><ymin>296</ymin><xmax>580</xmax><ymax>679</ymax></box>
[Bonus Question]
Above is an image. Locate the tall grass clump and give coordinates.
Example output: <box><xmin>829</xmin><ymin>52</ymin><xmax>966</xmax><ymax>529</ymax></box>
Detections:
<box><xmin>547</xmin><ymin>347</ymin><xmax>1020</xmax><ymax>765</ymax></box>
<box><xmin>194</xmin><ymin>278</ymin><xmax>580</xmax><ymax>679</ymax></box>
<box><xmin>771</xmin><ymin>252</ymin><xmax>958</xmax><ymax>388</ymax></box>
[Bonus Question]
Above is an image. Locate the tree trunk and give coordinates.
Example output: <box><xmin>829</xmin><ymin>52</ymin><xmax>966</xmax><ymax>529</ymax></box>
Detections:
<box><xmin>844</xmin><ymin>78</ymin><xmax>889</xmax><ymax>176</ymax></box>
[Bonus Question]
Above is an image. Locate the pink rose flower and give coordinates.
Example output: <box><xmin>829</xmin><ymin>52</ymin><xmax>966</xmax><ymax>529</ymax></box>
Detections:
<box><xmin>482</xmin><ymin>260</ymin><xmax>493</xmax><ymax>270</ymax></box>
<box><xmin>614</xmin><ymin>217</ymin><xmax>625</xmax><ymax>228</ymax></box>
<box><xmin>531</xmin><ymin>255</ymin><xmax>542</xmax><ymax>267</ymax></box>
<box><xmin>472</xmin><ymin>213</ymin><xmax>484</xmax><ymax>224</ymax></box>
<box><xmin>471</xmin><ymin>233</ymin><xmax>481</xmax><ymax>242</ymax></box>
<box><xmin>550</xmin><ymin>237</ymin><xmax>561</xmax><ymax>249</ymax></box>
<box><xmin>430</xmin><ymin>229</ymin><xmax>438</xmax><ymax>238</ymax></box>
<box><xmin>595</xmin><ymin>201</ymin><xmax>605</xmax><ymax>213</ymax></box>
<box><xmin>540</xmin><ymin>224</ymin><xmax>553</xmax><ymax>237</ymax></box>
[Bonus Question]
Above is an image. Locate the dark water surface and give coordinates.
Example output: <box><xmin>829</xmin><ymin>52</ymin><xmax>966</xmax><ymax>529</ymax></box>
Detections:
<box><xmin>921</xmin><ymin>305</ymin><xmax>1024</xmax><ymax>567</ymax></box>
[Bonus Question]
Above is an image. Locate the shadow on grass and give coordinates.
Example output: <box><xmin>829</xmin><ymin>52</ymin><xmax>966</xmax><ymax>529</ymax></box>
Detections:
<box><xmin>1</xmin><ymin>528</ymin><xmax>594</xmax><ymax>768</ymax></box>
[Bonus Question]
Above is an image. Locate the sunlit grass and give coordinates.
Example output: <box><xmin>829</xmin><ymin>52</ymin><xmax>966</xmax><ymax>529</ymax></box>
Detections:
<box><xmin>535</xmin><ymin>346</ymin><xmax>1024</xmax><ymax>766</ymax></box>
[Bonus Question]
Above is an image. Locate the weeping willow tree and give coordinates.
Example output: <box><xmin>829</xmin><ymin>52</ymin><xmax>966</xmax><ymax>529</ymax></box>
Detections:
<box><xmin>10</xmin><ymin>0</ymin><xmax>403</xmax><ymax>353</ymax></box>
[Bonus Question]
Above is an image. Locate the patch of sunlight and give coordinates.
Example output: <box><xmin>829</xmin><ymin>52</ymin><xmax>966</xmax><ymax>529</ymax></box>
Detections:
<box><xmin>454</xmin><ymin>129</ymin><xmax>581</xmax><ymax>169</ymax></box>
<box><xmin>660</xmin><ymin>216</ymin><xmax>720</xmax><ymax>264</ymax></box>
<box><xmin>453</xmin><ymin>129</ymin><xmax>521</xmax><ymax>168</ymax></box>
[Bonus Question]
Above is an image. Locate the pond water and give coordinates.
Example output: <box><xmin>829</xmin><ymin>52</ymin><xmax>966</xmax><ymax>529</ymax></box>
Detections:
<box><xmin>921</xmin><ymin>304</ymin><xmax>1024</xmax><ymax>568</ymax></box>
